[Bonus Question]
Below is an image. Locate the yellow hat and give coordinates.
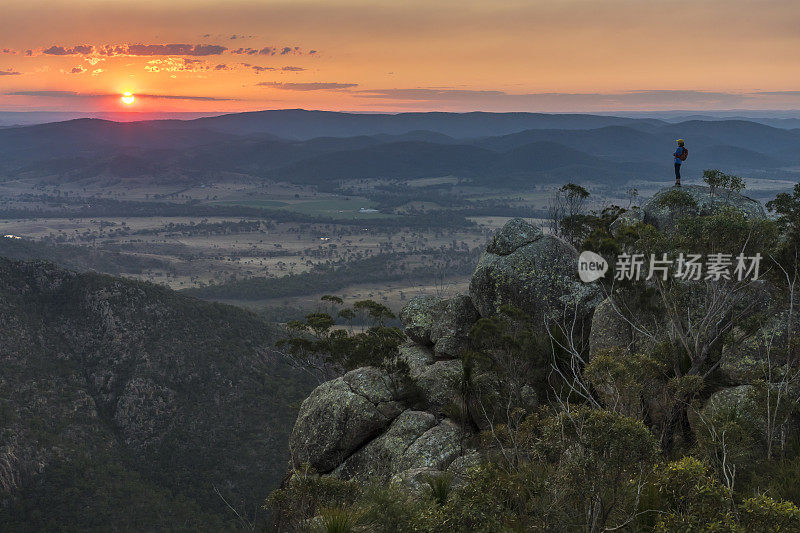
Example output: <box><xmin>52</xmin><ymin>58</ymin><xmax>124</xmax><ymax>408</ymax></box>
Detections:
<box><xmin>676</xmin><ymin>139</ymin><xmax>685</xmax><ymax>144</ymax></box>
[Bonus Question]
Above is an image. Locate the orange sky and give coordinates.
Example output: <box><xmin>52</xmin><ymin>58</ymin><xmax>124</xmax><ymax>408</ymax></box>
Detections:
<box><xmin>2</xmin><ymin>0</ymin><xmax>800</xmax><ymax>113</ymax></box>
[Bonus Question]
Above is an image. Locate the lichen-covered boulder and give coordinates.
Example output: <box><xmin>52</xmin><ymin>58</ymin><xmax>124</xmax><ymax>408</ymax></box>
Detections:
<box><xmin>332</xmin><ymin>413</ymin><xmax>465</xmax><ymax>483</ymax></box>
<box><xmin>720</xmin><ymin>312</ymin><xmax>798</xmax><ymax>384</ymax></box>
<box><xmin>446</xmin><ymin>451</ymin><xmax>483</xmax><ymax>483</ymax></box>
<box><xmin>589</xmin><ymin>297</ymin><xmax>633</xmax><ymax>359</ymax></box>
<box><xmin>688</xmin><ymin>385</ymin><xmax>762</xmax><ymax>442</ymax></box>
<box><xmin>397</xmin><ymin>419</ymin><xmax>464</xmax><ymax>472</ymax></box>
<box><xmin>398</xmin><ymin>341</ymin><xmax>435</xmax><ymax>375</ymax></box>
<box><xmin>609</xmin><ymin>207</ymin><xmax>644</xmax><ymax>235</ymax></box>
<box><xmin>486</xmin><ymin>217</ymin><xmax>543</xmax><ymax>255</ymax></box>
<box><xmin>398</xmin><ymin>341</ymin><xmax>463</xmax><ymax>415</ymax></box>
<box><xmin>399</xmin><ymin>295</ymin><xmax>443</xmax><ymax>345</ymax></box>
<box><xmin>289</xmin><ymin>367</ymin><xmax>404</xmax><ymax>473</ymax></box>
<box><xmin>332</xmin><ymin>410</ymin><xmax>437</xmax><ymax>482</ymax></box>
<box><xmin>414</xmin><ymin>359</ymin><xmax>463</xmax><ymax>415</ymax></box>
<box><xmin>470</xmin><ymin>220</ymin><xmax>601</xmax><ymax>320</ymax></box>
<box><xmin>430</xmin><ymin>295</ymin><xmax>479</xmax><ymax>358</ymax></box>
<box><xmin>641</xmin><ymin>185</ymin><xmax>766</xmax><ymax>232</ymax></box>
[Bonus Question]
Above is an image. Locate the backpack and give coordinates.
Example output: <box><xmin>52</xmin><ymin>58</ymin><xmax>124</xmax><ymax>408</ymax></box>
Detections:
<box><xmin>679</xmin><ymin>147</ymin><xmax>688</xmax><ymax>161</ymax></box>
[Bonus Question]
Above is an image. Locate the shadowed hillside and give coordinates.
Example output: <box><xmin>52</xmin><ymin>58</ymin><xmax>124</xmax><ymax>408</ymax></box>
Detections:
<box><xmin>0</xmin><ymin>258</ymin><xmax>315</xmax><ymax>529</ymax></box>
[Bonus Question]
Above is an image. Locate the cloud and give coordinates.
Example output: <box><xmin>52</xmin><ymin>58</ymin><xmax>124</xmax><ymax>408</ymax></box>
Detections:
<box><xmin>36</xmin><ymin>43</ymin><xmax>229</xmax><ymax>57</ymax></box>
<box><xmin>0</xmin><ymin>69</ymin><xmax>21</xmax><ymax>76</ymax></box>
<box><xmin>145</xmin><ymin>57</ymin><xmax>210</xmax><ymax>72</ymax></box>
<box><xmin>231</xmin><ymin>46</ymin><xmax>313</xmax><ymax>56</ymax></box>
<box><xmin>249</xmin><ymin>65</ymin><xmax>276</xmax><ymax>72</ymax></box>
<box><xmin>69</xmin><ymin>66</ymin><xmax>87</xmax><ymax>74</ymax></box>
<box><xmin>43</xmin><ymin>44</ymin><xmax>94</xmax><ymax>55</ymax></box>
<box><xmin>116</xmin><ymin>43</ymin><xmax>227</xmax><ymax>56</ymax></box>
<box><xmin>232</xmin><ymin>47</ymin><xmax>278</xmax><ymax>55</ymax></box>
<box><xmin>281</xmin><ymin>66</ymin><xmax>305</xmax><ymax>71</ymax></box>
<box><xmin>28</xmin><ymin>42</ymin><xmax>316</xmax><ymax>60</ymax></box>
<box><xmin>257</xmin><ymin>82</ymin><xmax>358</xmax><ymax>91</ymax></box>
<box><xmin>5</xmin><ymin>90</ymin><xmax>233</xmax><ymax>101</ymax></box>
<box><xmin>1</xmin><ymin>48</ymin><xmax>16</xmax><ymax>55</ymax></box>
<box><xmin>231</xmin><ymin>47</ymin><xmax>259</xmax><ymax>55</ymax></box>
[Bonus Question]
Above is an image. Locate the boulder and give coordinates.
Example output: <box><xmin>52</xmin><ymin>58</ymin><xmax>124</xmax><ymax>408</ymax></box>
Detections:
<box><xmin>640</xmin><ymin>185</ymin><xmax>766</xmax><ymax>232</ymax></box>
<box><xmin>470</xmin><ymin>220</ymin><xmax>601</xmax><ymax>320</ymax></box>
<box><xmin>414</xmin><ymin>359</ymin><xmax>463</xmax><ymax>415</ymax></box>
<box><xmin>397</xmin><ymin>419</ymin><xmax>464</xmax><ymax>472</ymax></box>
<box><xmin>446</xmin><ymin>450</ymin><xmax>483</xmax><ymax>482</ymax></box>
<box><xmin>401</xmin><ymin>295</ymin><xmax>479</xmax><ymax>357</ymax></box>
<box><xmin>429</xmin><ymin>295</ymin><xmax>479</xmax><ymax>358</ymax></box>
<box><xmin>486</xmin><ymin>217</ymin><xmax>543</xmax><ymax>256</ymax></box>
<box><xmin>399</xmin><ymin>295</ymin><xmax>442</xmax><ymax>345</ymax></box>
<box><xmin>609</xmin><ymin>207</ymin><xmax>644</xmax><ymax>235</ymax></box>
<box><xmin>688</xmin><ymin>385</ymin><xmax>761</xmax><ymax>440</ymax></box>
<box><xmin>332</xmin><ymin>410</ymin><xmax>437</xmax><ymax>482</ymax></box>
<box><xmin>332</xmin><ymin>413</ymin><xmax>465</xmax><ymax>483</ymax></box>
<box><xmin>589</xmin><ymin>297</ymin><xmax>633</xmax><ymax>359</ymax></box>
<box><xmin>289</xmin><ymin>367</ymin><xmax>403</xmax><ymax>472</ymax></box>
<box><xmin>398</xmin><ymin>341</ymin><xmax>435</xmax><ymax>375</ymax></box>
<box><xmin>399</xmin><ymin>341</ymin><xmax>463</xmax><ymax>415</ymax></box>
<box><xmin>720</xmin><ymin>312</ymin><xmax>798</xmax><ymax>384</ymax></box>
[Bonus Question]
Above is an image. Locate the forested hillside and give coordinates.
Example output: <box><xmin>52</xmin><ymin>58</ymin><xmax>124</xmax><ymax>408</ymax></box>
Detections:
<box><xmin>0</xmin><ymin>259</ymin><xmax>315</xmax><ymax>530</ymax></box>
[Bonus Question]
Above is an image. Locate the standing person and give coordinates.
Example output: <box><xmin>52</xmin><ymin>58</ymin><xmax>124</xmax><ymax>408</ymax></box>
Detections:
<box><xmin>673</xmin><ymin>139</ymin><xmax>688</xmax><ymax>187</ymax></box>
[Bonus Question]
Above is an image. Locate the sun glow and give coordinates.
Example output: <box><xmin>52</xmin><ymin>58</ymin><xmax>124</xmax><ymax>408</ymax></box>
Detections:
<box><xmin>121</xmin><ymin>91</ymin><xmax>135</xmax><ymax>105</ymax></box>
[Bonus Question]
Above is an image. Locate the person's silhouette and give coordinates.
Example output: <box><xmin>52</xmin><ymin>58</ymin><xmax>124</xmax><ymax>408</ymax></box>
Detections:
<box><xmin>673</xmin><ymin>139</ymin><xmax>687</xmax><ymax>187</ymax></box>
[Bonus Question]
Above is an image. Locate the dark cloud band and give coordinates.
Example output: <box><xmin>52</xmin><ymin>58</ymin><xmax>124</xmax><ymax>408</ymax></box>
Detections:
<box><xmin>257</xmin><ymin>82</ymin><xmax>358</xmax><ymax>91</ymax></box>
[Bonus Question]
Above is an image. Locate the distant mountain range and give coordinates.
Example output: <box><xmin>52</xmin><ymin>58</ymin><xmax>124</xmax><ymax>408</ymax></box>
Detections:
<box><xmin>1</xmin><ymin>109</ymin><xmax>799</xmax><ymax>188</ymax></box>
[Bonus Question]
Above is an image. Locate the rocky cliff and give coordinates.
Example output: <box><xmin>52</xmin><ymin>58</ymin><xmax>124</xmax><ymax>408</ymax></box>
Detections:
<box><xmin>287</xmin><ymin>218</ymin><xmax>601</xmax><ymax>487</ymax></box>
<box><xmin>285</xmin><ymin>186</ymin><xmax>785</xmax><ymax>496</ymax></box>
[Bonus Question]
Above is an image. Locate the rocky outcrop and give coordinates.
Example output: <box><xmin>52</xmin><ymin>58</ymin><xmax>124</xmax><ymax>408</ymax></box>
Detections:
<box><xmin>614</xmin><ymin>185</ymin><xmax>766</xmax><ymax>233</ymax></box>
<box><xmin>470</xmin><ymin>218</ymin><xmax>601</xmax><ymax>320</ymax></box>
<box><xmin>288</xmin><ymin>217</ymin><xmax>606</xmax><ymax>487</ymax></box>
<box><xmin>290</xmin><ymin>367</ymin><xmax>404</xmax><ymax>473</ymax></box>
<box><xmin>429</xmin><ymin>295</ymin><xmax>479</xmax><ymax>358</ymax></box>
<box><xmin>486</xmin><ymin>217</ymin><xmax>543</xmax><ymax>255</ymax></box>
<box><xmin>332</xmin><ymin>410</ymin><xmax>438</xmax><ymax>481</ymax></box>
<box><xmin>400</xmin><ymin>295</ymin><xmax>478</xmax><ymax>357</ymax></box>
<box><xmin>332</xmin><ymin>412</ymin><xmax>465</xmax><ymax>483</ymax></box>
<box><xmin>399</xmin><ymin>295</ymin><xmax>441</xmax><ymax>345</ymax></box>
<box><xmin>413</xmin><ymin>360</ymin><xmax>463</xmax><ymax>415</ymax></box>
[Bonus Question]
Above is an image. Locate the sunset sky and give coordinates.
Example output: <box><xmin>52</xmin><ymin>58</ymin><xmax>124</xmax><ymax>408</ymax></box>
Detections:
<box><xmin>2</xmin><ymin>0</ymin><xmax>800</xmax><ymax>115</ymax></box>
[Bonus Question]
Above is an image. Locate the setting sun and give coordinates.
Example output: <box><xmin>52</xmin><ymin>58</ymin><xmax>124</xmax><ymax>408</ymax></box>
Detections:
<box><xmin>121</xmin><ymin>91</ymin><xmax>135</xmax><ymax>105</ymax></box>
